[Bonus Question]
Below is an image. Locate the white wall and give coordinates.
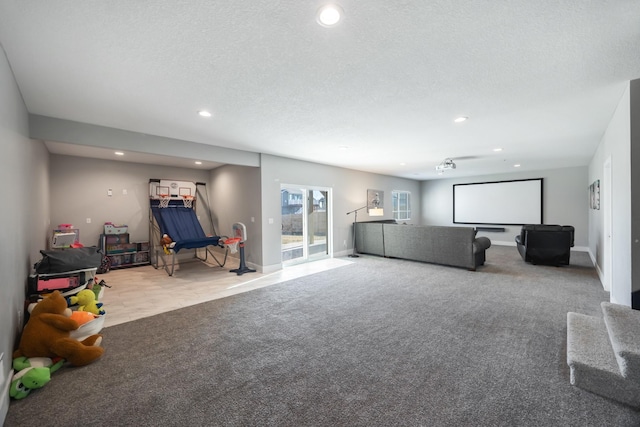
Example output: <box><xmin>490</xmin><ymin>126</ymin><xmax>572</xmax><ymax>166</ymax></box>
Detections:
<box><xmin>0</xmin><ymin>47</ymin><xmax>50</xmax><ymax>424</ymax></box>
<box><xmin>631</xmin><ymin>79</ymin><xmax>640</xmax><ymax>307</ymax></box>
<box><xmin>30</xmin><ymin>115</ymin><xmax>261</xmax><ymax>168</ymax></box>
<box><xmin>260</xmin><ymin>154</ymin><xmax>421</xmax><ymax>271</ymax></box>
<box><xmin>420</xmin><ymin>166</ymin><xmax>589</xmax><ymax>247</ymax></box>
<box><xmin>588</xmin><ymin>84</ymin><xmax>631</xmax><ymax>306</ymax></box>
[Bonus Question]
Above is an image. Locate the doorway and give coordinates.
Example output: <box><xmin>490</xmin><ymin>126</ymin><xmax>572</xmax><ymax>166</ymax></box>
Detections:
<box><xmin>281</xmin><ymin>185</ymin><xmax>331</xmax><ymax>265</ymax></box>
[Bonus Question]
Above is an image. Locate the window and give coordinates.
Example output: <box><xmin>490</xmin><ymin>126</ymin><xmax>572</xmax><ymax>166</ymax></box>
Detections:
<box><xmin>392</xmin><ymin>190</ymin><xmax>411</xmax><ymax>220</ymax></box>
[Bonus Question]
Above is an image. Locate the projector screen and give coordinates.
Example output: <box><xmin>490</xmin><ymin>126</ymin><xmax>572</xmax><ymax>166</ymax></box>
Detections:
<box><xmin>453</xmin><ymin>178</ymin><xmax>543</xmax><ymax>225</ymax></box>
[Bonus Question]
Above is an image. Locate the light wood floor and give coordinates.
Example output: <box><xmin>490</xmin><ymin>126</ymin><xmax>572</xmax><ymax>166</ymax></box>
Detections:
<box><xmin>99</xmin><ymin>256</ymin><xmax>353</xmax><ymax>328</ymax></box>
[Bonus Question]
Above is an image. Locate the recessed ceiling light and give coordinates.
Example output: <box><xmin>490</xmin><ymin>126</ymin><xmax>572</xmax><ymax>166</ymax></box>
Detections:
<box><xmin>198</xmin><ymin>110</ymin><xmax>212</xmax><ymax>118</ymax></box>
<box><xmin>114</xmin><ymin>151</ymin><xmax>124</xmax><ymax>156</ymax></box>
<box><xmin>195</xmin><ymin>161</ymin><xmax>202</xmax><ymax>165</ymax></box>
<box><xmin>514</xmin><ymin>164</ymin><xmax>521</xmax><ymax>168</ymax></box>
<box><xmin>317</xmin><ymin>4</ymin><xmax>343</xmax><ymax>27</ymax></box>
<box><xmin>493</xmin><ymin>148</ymin><xmax>503</xmax><ymax>152</ymax></box>
<box><xmin>338</xmin><ymin>145</ymin><xmax>349</xmax><ymax>150</ymax></box>
<box><xmin>400</xmin><ymin>162</ymin><xmax>406</xmax><ymax>166</ymax></box>
<box><xmin>454</xmin><ymin>116</ymin><xmax>468</xmax><ymax>123</ymax></box>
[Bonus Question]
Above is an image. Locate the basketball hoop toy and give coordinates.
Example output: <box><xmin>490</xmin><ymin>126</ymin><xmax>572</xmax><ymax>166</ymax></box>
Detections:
<box><xmin>229</xmin><ymin>222</ymin><xmax>256</xmax><ymax>276</ymax></box>
<box><xmin>158</xmin><ymin>194</ymin><xmax>170</xmax><ymax>208</ymax></box>
<box><xmin>182</xmin><ymin>195</ymin><xmax>194</xmax><ymax>208</ymax></box>
<box><xmin>223</xmin><ymin>237</ymin><xmax>241</xmax><ymax>254</ymax></box>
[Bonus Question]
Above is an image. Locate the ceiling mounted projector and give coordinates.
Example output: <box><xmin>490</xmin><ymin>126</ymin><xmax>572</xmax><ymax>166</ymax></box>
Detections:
<box><xmin>435</xmin><ymin>158</ymin><xmax>456</xmax><ymax>173</ymax></box>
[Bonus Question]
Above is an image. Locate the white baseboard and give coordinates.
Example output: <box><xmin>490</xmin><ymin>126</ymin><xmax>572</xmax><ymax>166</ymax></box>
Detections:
<box><xmin>490</xmin><ymin>240</ymin><xmax>516</xmax><ymax>247</ymax></box>
<box><xmin>587</xmin><ymin>248</ymin><xmax>596</xmax><ymax>266</ymax></box>
<box><xmin>261</xmin><ymin>263</ymin><xmax>282</xmax><ymax>274</ymax></box>
<box><xmin>334</xmin><ymin>249</ymin><xmax>353</xmax><ymax>258</ymax></box>
<box><xmin>491</xmin><ymin>240</ymin><xmax>589</xmax><ymax>253</ymax></box>
<box><xmin>587</xmin><ymin>248</ymin><xmax>607</xmax><ymax>291</ymax></box>
<box><xmin>0</xmin><ymin>368</ymin><xmax>12</xmax><ymax>426</ymax></box>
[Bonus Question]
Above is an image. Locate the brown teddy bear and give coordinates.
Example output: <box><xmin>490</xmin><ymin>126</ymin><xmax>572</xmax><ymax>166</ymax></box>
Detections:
<box><xmin>13</xmin><ymin>290</ymin><xmax>104</xmax><ymax>367</ymax></box>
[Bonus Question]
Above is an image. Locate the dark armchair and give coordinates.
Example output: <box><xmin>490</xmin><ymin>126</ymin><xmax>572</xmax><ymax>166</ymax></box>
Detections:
<box><xmin>515</xmin><ymin>224</ymin><xmax>574</xmax><ymax>266</ymax></box>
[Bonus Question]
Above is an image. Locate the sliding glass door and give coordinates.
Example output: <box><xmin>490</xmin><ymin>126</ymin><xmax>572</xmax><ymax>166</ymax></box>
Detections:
<box><xmin>281</xmin><ymin>185</ymin><xmax>331</xmax><ymax>265</ymax></box>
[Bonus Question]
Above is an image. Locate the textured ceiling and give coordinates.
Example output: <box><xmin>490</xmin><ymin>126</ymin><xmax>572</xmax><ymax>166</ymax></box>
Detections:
<box><xmin>1</xmin><ymin>1</ymin><xmax>639</xmax><ymax>179</ymax></box>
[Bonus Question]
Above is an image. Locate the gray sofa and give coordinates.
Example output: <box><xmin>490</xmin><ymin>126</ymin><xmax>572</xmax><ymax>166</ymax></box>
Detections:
<box><xmin>355</xmin><ymin>222</ymin><xmax>491</xmax><ymax>270</ymax></box>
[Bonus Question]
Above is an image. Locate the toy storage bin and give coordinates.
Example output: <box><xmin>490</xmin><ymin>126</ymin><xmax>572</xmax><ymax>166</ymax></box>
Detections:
<box><xmin>106</xmin><ymin>243</ymin><xmax>137</xmax><ymax>254</ymax></box>
<box><xmin>100</xmin><ymin>233</ymin><xmax>150</xmax><ymax>269</ymax></box>
<box><xmin>104</xmin><ymin>234</ymin><xmax>129</xmax><ymax>244</ymax></box>
<box><xmin>104</xmin><ymin>223</ymin><xmax>128</xmax><ymax>235</ymax></box>
<box><xmin>69</xmin><ymin>314</ymin><xmax>106</xmax><ymax>341</ymax></box>
<box><xmin>29</xmin><ymin>267</ymin><xmax>97</xmax><ymax>296</ymax></box>
<box><xmin>134</xmin><ymin>251</ymin><xmax>149</xmax><ymax>263</ymax></box>
<box><xmin>109</xmin><ymin>255</ymin><xmax>124</xmax><ymax>267</ymax></box>
<box><xmin>106</xmin><ymin>244</ymin><xmax>124</xmax><ymax>254</ymax></box>
<box><xmin>51</xmin><ymin>228</ymin><xmax>80</xmax><ymax>248</ymax></box>
<box><xmin>123</xmin><ymin>243</ymin><xmax>137</xmax><ymax>253</ymax></box>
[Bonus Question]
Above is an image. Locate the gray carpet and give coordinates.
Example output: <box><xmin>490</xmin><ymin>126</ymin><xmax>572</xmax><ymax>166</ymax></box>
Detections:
<box><xmin>5</xmin><ymin>246</ymin><xmax>640</xmax><ymax>426</ymax></box>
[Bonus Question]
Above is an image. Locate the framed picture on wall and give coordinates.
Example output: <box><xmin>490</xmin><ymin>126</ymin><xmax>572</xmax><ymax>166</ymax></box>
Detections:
<box><xmin>589</xmin><ymin>180</ymin><xmax>600</xmax><ymax>210</ymax></box>
<box><xmin>367</xmin><ymin>189</ymin><xmax>384</xmax><ymax>212</ymax></box>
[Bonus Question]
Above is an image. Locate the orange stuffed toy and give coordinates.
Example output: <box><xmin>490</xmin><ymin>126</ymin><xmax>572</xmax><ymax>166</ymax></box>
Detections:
<box><xmin>13</xmin><ymin>291</ymin><xmax>104</xmax><ymax>367</ymax></box>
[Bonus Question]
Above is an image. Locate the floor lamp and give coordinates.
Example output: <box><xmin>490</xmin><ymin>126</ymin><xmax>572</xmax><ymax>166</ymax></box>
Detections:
<box><xmin>346</xmin><ymin>205</ymin><xmax>384</xmax><ymax>257</ymax></box>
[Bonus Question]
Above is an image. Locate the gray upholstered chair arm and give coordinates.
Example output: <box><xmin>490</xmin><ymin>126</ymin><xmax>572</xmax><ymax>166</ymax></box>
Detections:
<box><xmin>474</xmin><ymin>237</ymin><xmax>491</xmax><ymax>253</ymax></box>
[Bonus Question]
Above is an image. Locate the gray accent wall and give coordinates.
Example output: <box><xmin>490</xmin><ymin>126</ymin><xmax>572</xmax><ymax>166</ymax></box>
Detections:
<box><xmin>49</xmin><ymin>154</ymin><xmax>211</xmax><ymax>248</ymax></box>
<box><xmin>0</xmin><ymin>47</ymin><xmax>50</xmax><ymax>423</ymax></box>
<box><xmin>420</xmin><ymin>166</ymin><xmax>588</xmax><ymax>248</ymax></box>
<box><xmin>259</xmin><ymin>154</ymin><xmax>421</xmax><ymax>271</ymax></box>
<box><xmin>209</xmin><ymin>165</ymin><xmax>262</xmax><ymax>267</ymax></box>
<box><xmin>48</xmin><ymin>152</ymin><xmax>421</xmax><ymax>275</ymax></box>
<box><xmin>589</xmin><ymin>83</ymin><xmax>632</xmax><ymax>306</ymax></box>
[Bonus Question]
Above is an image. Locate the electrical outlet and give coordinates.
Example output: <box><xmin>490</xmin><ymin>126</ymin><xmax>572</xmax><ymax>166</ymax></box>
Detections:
<box><xmin>107</xmin><ymin>189</ymin><xmax>113</xmax><ymax>196</ymax></box>
<box><xmin>122</xmin><ymin>188</ymin><xmax>127</xmax><ymax>195</ymax></box>
<box><xmin>268</xmin><ymin>218</ymin><xmax>274</xmax><ymax>224</ymax></box>
<box><xmin>86</xmin><ymin>218</ymin><xmax>91</xmax><ymax>224</ymax></box>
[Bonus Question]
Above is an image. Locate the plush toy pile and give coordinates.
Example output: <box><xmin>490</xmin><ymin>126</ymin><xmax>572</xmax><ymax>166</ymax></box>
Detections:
<box><xmin>11</xmin><ymin>290</ymin><xmax>106</xmax><ymax>399</ymax></box>
<box><xmin>68</xmin><ymin>289</ymin><xmax>105</xmax><ymax>315</ymax></box>
<box><xmin>161</xmin><ymin>234</ymin><xmax>176</xmax><ymax>254</ymax></box>
<box><xmin>13</xmin><ymin>290</ymin><xmax>104</xmax><ymax>365</ymax></box>
<box><xmin>10</xmin><ymin>356</ymin><xmax>65</xmax><ymax>400</ymax></box>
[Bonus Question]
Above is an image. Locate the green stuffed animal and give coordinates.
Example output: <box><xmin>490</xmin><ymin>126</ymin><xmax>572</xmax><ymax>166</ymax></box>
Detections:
<box><xmin>88</xmin><ymin>278</ymin><xmax>110</xmax><ymax>301</ymax></box>
<box><xmin>68</xmin><ymin>289</ymin><xmax>105</xmax><ymax>315</ymax></box>
<box><xmin>10</xmin><ymin>356</ymin><xmax>65</xmax><ymax>400</ymax></box>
